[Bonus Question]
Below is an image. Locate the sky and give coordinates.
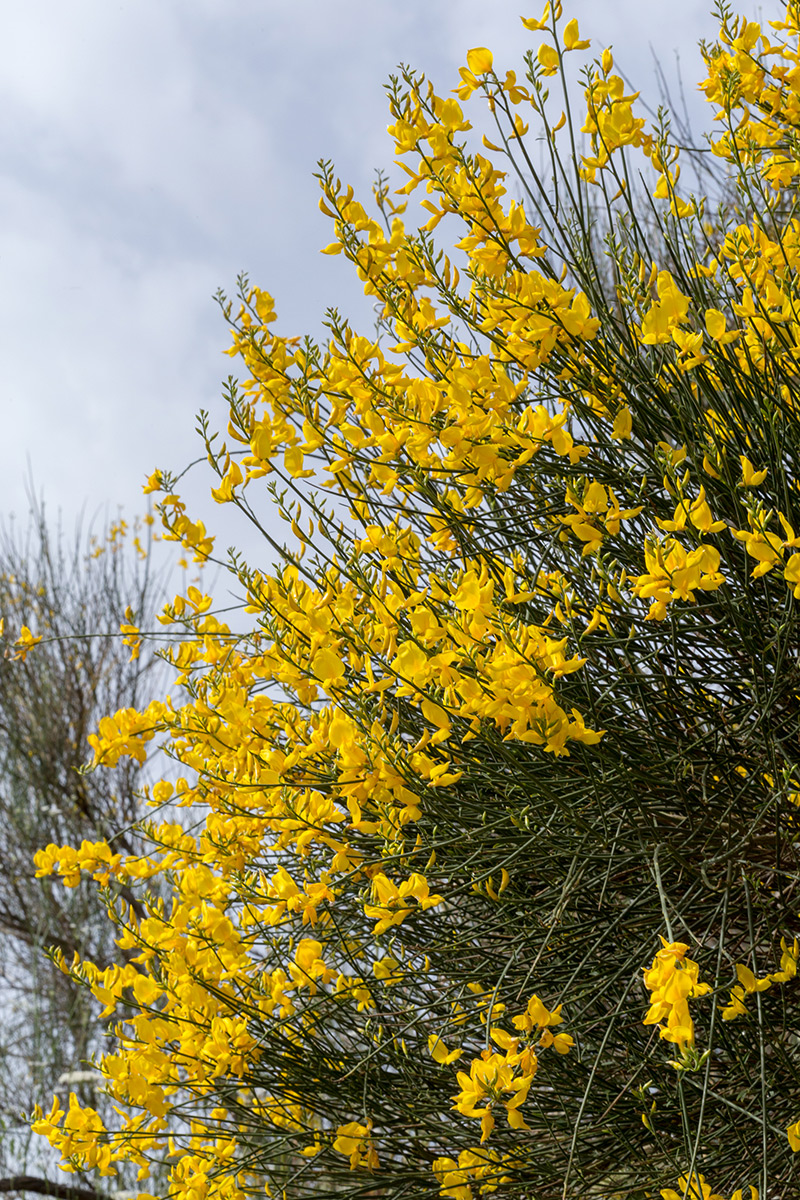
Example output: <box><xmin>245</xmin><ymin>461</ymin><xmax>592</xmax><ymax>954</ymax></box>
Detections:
<box><xmin>0</xmin><ymin>0</ymin><xmax>724</xmax><ymax>558</ymax></box>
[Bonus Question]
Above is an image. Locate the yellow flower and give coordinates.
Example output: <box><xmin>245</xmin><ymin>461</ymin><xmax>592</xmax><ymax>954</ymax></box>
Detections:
<box><xmin>739</xmin><ymin>455</ymin><xmax>768</xmax><ymax>487</ymax></box>
<box><xmin>772</xmin><ymin>937</ymin><xmax>799</xmax><ymax>982</ymax></box>
<box><xmin>640</xmin><ymin>272</ymin><xmax>691</xmax><ymax>344</ymax></box>
<box><xmin>428</xmin><ymin>1034</ymin><xmax>463</xmax><ymax>1064</ymax></box>
<box><xmin>642</xmin><ymin>938</ymin><xmax>710</xmax><ymax>1051</ymax></box>
<box><xmin>521</xmin><ymin>4</ymin><xmax>550</xmax><ymax>32</ymax></box>
<box><xmin>363</xmin><ymin>871</ymin><xmax>444</xmax><ymax>935</ymax></box>
<box><xmin>562</xmin><ymin>18</ymin><xmax>590</xmax><ymax>50</ymax></box>
<box><xmin>660</xmin><ymin>1175</ymin><xmax>729</xmax><ymax>1200</ymax></box>
<box><xmin>537</xmin><ymin>43</ymin><xmax>559</xmax><ymax>74</ymax></box>
<box><xmin>333</xmin><ymin>1121</ymin><xmax>379</xmax><ymax>1171</ymax></box>
<box><xmin>120</xmin><ymin>606</ymin><xmax>141</xmax><ymax>661</ymax></box>
<box><xmin>788</xmin><ymin>1118</ymin><xmax>800</xmax><ymax>1152</ymax></box>
<box><xmin>13</xmin><ymin>624</ymin><xmax>42</xmax><ymax>660</ymax></box>
<box><xmin>311</xmin><ymin>646</ymin><xmax>346</xmax><ymax>687</ymax></box>
<box><xmin>452</xmin><ymin>1049</ymin><xmax>533</xmax><ymax>1142</ymax></box>
<box><xmin>735</xmin><ymin>962</ymin><xmax>773</xmax><ymax>994</ymax></box>
<box><xmin>466</xmin><ymin>47</ymin><xmax>493</xmax><ymax>74</ymax></box>
<box><xmin>511</xmin><ymin>993</ymin><xmax>563</xmax><ymax>1033</ymax></box>
<box><xmin>721</xmin><ymin>985</ymin><xmax>748</xmax><ymax>1021</ymax></box>
<box><xmin>704</xmin><ymin>308</ymin><xmax>741</xmax><ymax>343</ymax></box>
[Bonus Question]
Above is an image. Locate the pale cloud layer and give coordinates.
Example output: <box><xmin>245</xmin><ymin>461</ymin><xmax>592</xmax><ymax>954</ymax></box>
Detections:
<box><xmin>0</xmin><ymin>0</ymin><xmax>721</xmax><ymax>543</ymax></box>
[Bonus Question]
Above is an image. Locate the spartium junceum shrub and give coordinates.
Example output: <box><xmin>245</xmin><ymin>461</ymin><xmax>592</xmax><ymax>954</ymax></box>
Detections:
<box><xmin>22</xmin><ymin>1</ymin><xmax>800</xmax><ymax>1197</ymax></box>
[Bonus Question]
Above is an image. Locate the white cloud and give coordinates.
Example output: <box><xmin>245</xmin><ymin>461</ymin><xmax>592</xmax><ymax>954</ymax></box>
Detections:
<box><xmin>0</xmin><ymin>0</ymin><xmax>727</xmax><ymax>542</ymax></box>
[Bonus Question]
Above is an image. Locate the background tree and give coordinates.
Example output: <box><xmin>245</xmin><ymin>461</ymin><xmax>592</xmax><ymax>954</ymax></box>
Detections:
<box><xmin>28</xmin><ymin>3</ymin><xmax>800</xmax><ymax>1200</ymax></box>
<box><xmin>0</xmin><ymin>505</ymin><xmax>166</xmax><ymax>1197</ymax></box>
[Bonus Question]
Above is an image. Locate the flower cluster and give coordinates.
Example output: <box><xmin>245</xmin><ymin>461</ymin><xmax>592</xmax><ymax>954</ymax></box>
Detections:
<box><xmin>642</xmin><ymin>939</ymin><xmax>712</xmax><ymax>1052</ymax></box>
<box><xmin>722</xmin><ymin>938</ymin><xmax>799</xmax><ymax>1020</ymax></box>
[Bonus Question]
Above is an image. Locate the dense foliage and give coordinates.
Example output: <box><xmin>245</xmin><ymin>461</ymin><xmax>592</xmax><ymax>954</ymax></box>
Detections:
<box><xmin>24</xmin><ymin>2</ymin><xmax>800</xmax><ymax>1197</ymax></box>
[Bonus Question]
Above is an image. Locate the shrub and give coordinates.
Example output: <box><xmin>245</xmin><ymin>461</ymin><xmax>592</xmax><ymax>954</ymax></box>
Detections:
<box><xmin>29</xmin><ymin>3</ymin><xmax>800</xmax><ymax>1198</ymax></box>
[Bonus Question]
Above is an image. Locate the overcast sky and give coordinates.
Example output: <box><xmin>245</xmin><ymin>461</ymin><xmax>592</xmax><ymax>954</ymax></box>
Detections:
<box><xmin>0</xmin><ymin>0</ymin><xmax>722</xmax><ymax>553</ymax></box>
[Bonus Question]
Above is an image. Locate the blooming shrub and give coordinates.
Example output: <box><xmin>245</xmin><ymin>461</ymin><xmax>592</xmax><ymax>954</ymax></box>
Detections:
<box><xmin>26</xmin><ymin>2</ymin><xmax>800</xmax><ymax>1197</ymax></box>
